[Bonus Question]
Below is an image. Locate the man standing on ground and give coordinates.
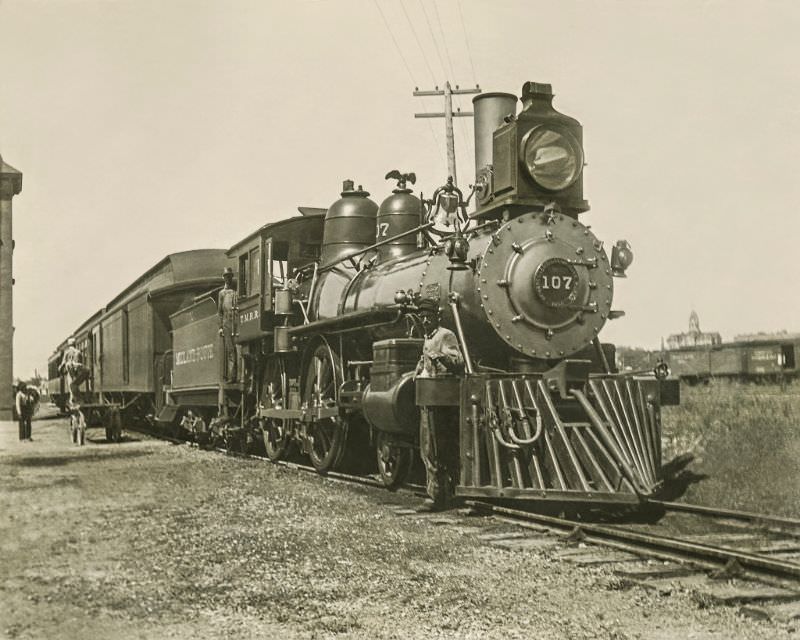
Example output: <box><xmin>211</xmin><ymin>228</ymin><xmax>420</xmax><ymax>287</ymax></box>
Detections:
<box><xmin>15</xmin><ymin>381</ymin><xmax>34</xmax><ymax>441</ymax></box>
<box><xmin>218</xmin><ymin>267</ymin><xmax>238</xmax><ymax>383</ymax></box>
<box><xmin>414</xmin><ymin>298</ymin><xmax>464</xmax><ymax>511</ymax></box>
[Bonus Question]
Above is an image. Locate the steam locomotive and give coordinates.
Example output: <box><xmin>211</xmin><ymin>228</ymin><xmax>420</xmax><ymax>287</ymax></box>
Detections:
<box><xmin>49</xmin><ymin>81</ymin><xmax>679</xmax><ymax>512</ymax></box>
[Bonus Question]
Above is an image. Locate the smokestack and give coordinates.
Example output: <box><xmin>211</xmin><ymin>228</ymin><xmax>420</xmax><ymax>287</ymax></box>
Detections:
<box><xmin>472</xmin><ymin>92</ymin><xmax>518</xmax><ymax>179</ymax></box>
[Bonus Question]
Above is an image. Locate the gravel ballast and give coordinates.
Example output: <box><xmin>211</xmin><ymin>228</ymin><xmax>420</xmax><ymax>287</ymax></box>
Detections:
<box><xmin>0</xmin><ymin>417</ymin><xmax>795</xmax><ymax>639</ymax></box>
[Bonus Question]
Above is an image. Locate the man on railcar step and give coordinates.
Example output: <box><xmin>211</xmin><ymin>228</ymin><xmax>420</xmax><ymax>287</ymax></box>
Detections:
<box><xmin>58</xmin><ymin>337</ymin><xmax>89</xmax><ymax>410</ymax></box>
<box><xmin>414</xmin><ymin>298</ymin><xmax>464</xmax><ymax>512</ymax></box>
<box><xmin>218</xmin><ymin>267</ymin><xmax>238</xmax><ymax>383</ymax></box>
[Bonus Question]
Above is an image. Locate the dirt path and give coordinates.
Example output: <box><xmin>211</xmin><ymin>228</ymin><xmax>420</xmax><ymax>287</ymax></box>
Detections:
<box><xmin>0</xmin><ymin>414</ymin><xmax>794</xmax><ymax>639</ymax></box>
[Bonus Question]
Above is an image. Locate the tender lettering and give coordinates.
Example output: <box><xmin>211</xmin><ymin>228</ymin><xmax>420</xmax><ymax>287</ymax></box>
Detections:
<box><xmin>175</xmin><ymin>343</ymin><xmax>215</xmax><ymax>366</ymax></box>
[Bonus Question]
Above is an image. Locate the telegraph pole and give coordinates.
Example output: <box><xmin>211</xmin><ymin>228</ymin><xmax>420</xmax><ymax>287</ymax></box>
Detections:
<box><xmin>413</xmin><ymin>82</ymin><xmax>480</xmax><ymax>186</ymax></box>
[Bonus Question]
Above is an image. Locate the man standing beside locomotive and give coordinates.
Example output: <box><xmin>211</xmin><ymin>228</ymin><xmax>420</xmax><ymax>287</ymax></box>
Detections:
<box><xmin>414</xmin><ymin>298</ymin><xmax>464</xmax><ymax>511</ymax></box>
<box><xmin>218</xmin><ymin>267</ymin><xmax>238</xmax><ymax>383</ymax></box>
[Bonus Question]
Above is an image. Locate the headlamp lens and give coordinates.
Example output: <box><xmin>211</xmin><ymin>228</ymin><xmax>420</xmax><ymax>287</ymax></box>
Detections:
<box><xmin>523</xmin><ymin>127</ymin><xmax>583</xmax><ymax>191</ymax></box>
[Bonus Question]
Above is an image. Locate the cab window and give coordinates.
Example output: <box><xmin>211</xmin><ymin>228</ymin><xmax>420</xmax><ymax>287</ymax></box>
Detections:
<box><xmin>248</xmin><ymin>247</ymin><xmax>259</xmax><ymax>296</ymax></box>
<box><xmin>238</xmin><ymin>254</ymin><xmax>248</xmax><ymax>297</ymax></box>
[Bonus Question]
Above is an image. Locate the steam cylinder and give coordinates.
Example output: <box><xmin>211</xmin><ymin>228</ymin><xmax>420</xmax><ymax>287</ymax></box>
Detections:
<box><xmin>320</xmin><ymin>180</ymin><xmax>378</xmax><ymax>264</ymax></box>
<box><xmin>472</xmin><ymin>92</ymin><xmax>518</xmax><ymax>176</ymax></box>
<box><xmin>376</xmin><ymin>187</ymin><xmax>421</xmax><ymax>262</ymax></box>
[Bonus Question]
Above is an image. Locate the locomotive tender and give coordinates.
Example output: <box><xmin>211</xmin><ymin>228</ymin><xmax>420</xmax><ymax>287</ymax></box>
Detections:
<box><xmin>50</xmin><ymin>81</ymin><xmax>678</xmax><ymax>511</ymax></box>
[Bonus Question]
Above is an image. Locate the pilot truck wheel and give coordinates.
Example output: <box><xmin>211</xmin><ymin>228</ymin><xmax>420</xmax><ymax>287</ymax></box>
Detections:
<box><xmin>375</xmin><ymin>431</ymin><xmax>412</xmax><ymax>490</ymax></box>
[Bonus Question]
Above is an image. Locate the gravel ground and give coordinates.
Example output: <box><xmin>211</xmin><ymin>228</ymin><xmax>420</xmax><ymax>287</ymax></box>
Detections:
<box><xmin>0</xmin><ymin>413</ymin><xmax>796</xmax><ymax>639</ymax></box>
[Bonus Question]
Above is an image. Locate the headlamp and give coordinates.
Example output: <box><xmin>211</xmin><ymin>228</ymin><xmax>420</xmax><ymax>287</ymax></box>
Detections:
<box><xmin>520</xmin><ymin>126</ymin><xmax>583</xmax><ymax>191</ymax></box>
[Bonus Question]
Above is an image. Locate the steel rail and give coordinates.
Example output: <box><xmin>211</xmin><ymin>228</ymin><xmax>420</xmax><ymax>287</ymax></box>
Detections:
<box><xmin>130</xmin><ymin>425</ymin><xmax>800</xmax><ymax>583</ymax></box>
<box><xmin>467</xmin><ymin>500</ymin><xmax>800</xmax><ymax>582</ymax></box>
<box><xmin>649</xmin><ymin>500</ymin><xmax>800</xmax><ymax>531</ymax></box>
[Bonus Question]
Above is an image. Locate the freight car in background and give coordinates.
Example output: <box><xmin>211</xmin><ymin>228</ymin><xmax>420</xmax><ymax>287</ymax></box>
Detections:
<box><xmin>48</xmin><ymin>250</ymin><xmax>228</xmax><ymax>436</ymax></box>
<box><xmin>664</xmin><ymin>338</ymin><xmax>799</xmax><ymax>384</ymax></box>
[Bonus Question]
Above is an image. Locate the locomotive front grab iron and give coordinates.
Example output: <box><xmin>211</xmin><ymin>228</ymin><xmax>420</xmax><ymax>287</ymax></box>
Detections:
<box><xmin>249</xmin><ymin>81</ymin><xmax>678</xmax><ymax>510</ymax></box>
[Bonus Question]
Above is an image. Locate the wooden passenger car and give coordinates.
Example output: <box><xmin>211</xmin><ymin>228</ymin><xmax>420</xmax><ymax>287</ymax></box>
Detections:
<box><xmin>48</xmin><ymin>250</ymin><xmax>228</xmax><ymax>434</ymax></box>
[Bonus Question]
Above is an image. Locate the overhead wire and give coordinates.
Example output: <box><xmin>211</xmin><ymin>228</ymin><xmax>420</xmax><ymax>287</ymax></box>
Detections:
<box><xmin>418</xmin><ymin>0</ymin><xmax>449</xmax><ymax>81</ymax></box>
<box><xmin>371</xmin><ymin>0</ymin><xmax>446</xmax><ymax>167</ymax></box>
<box><xmin>432</xmin><ymin>0</ymin><xmax>458</xmax><ymax>84</ymax></box>
<box><xmin>433</xmin><ymin>0</ymin><xmax>474</xmax><ymax>180</ymax></box>
<box><xmin>372</xmin><ymin>0</ymin><xmax>417</xmax><ymax>87</ymax></box>
<box><xmin>399</xmin><ymin>0</ymin><xmax>437</xmax><ymax>86</ymax></box>
<box><xmin>456</xmin><ymin>0</ymin><xmax>478</xmax><ymax>85</ymax></box>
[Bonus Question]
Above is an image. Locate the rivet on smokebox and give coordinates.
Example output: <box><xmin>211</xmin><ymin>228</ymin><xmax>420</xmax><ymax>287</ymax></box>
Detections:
<box><xmin>496</xmin><ymin>279</ymin><xmax>509</xmax><ymax>288</ymax></box>
<box><xmin>511</xmin><ymin>315</ymin><xmax>522</xmax><ymax>323</ymax></box>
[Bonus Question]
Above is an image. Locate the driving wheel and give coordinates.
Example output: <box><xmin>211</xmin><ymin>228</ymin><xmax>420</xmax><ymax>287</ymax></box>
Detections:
<box><xmin>260</xmin><ymin>356</ymin><xmax>291</xmax><ymax>461</ymax></box>
<box><xmin>303</xmin><ymin>343</ymin><xmax>347</xmax><ymax>473</ymax></box>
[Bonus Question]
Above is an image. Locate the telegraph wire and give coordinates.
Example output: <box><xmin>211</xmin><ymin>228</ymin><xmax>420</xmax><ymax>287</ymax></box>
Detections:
<box><xmin>371</xmin><ymin>0</ymin><xmax>446</xmax><ymax>166</ymax></box>
<box><xmin>433</xmin><ymin>0</ymin><xmax>474</xmax><ymax>173</ymax></box>
<box><xmin>418</xmin><ymin>0</ymin><xmax>449</xmax><ymax>81</ymax></box>
<box><xmin>456</xmin><ymin>0</ymin><xmax>478</xmax><ymax>85</ymax></box>
<box><xmin>372</xmin><ymin>0</ymin><xmax>417</xmax><ymax>87</ymax></box>
<box><xmin>399</xmin><ymin>0</ymin><xmax>438</xmax><ymax>86</ymax></box>
<box><xmin>432</xmin><ymin>0</ymin><xmax>458</xmax><ymax>84</ymax></box>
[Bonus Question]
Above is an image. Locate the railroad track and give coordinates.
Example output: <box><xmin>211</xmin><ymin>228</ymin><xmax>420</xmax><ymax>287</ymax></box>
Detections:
<box><xmin>131</xmin><ymin>425</ymin><xmax>800</xmax><ymax>621</ymax></box>
<box><xmin>469</xmin><ymin>501</ymin><xmax>800</xmax><ymax>582</ymax></box>
<box><xmin>651</xmin><ymin>500</ymin><xmax>800</xmax><ymax>533</ymax></box>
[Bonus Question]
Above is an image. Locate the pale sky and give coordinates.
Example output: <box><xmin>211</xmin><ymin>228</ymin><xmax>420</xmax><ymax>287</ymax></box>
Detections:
<box><xmin>1</xmin><ymin>0</ymin><xmax>799</xmax><ymax>377</ymax></box>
